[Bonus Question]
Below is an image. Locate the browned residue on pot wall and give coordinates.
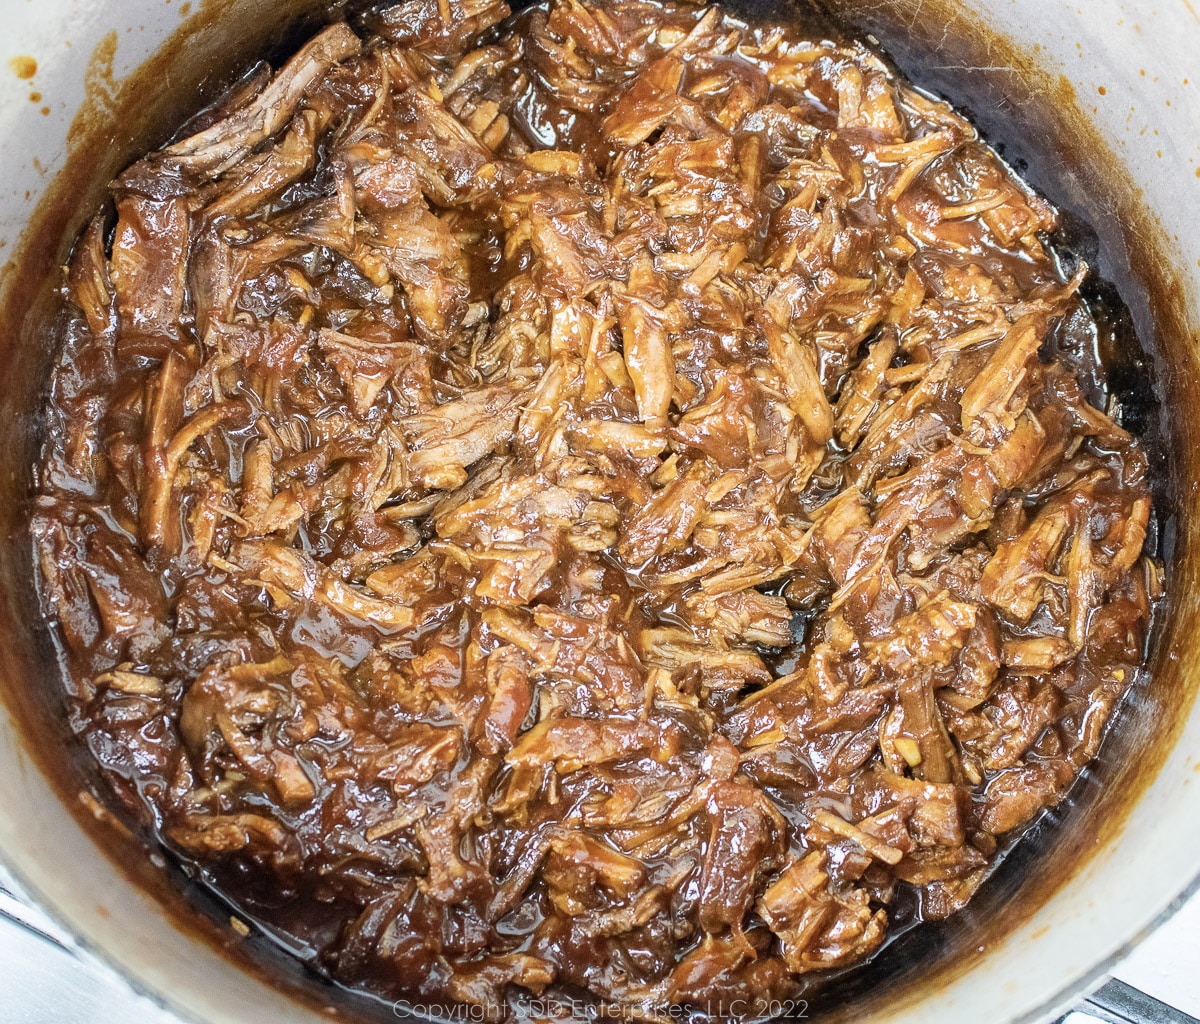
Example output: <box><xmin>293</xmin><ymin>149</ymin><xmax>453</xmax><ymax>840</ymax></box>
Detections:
<box><xmin>8</xmin><ymin>56</ymin><xmax>38</xmax><ymax>80</ymax></box>
<box><xmin>68</xmin><ymin>31</ymin><xmax>120</xmax><ymax>141</ymax></box>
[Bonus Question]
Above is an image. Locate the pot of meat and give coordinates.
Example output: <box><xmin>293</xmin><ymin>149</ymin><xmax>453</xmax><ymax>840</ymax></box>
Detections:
<box><xmin>1</xmin><ymin>0</ymin><xmax>1198</xmax><ymax>1022</ymax></box>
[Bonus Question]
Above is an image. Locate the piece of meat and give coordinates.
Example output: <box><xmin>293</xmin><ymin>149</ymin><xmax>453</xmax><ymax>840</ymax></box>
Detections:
<box><xmin>980</xmin><ymin>499</ymin><xmax>1072</xmax><ymax>622</ymax></box>
<box><xmin>506</xmin><ymin>716</ymin><xmax>680</xmax><ymax>773</ymax></box>
<box><xmin>372</xmin><ymin>0</ymin><xmax>511</xmax><ymax>58</ymax></box>
<box><xmin>698</xmin><ymin>781</ymin><xmax>782</xmax><ymax>933</ymax></box>
<box><xmin>757</xmin><ymin>850</ymin><xmax>887</xmax><ymax>972</ymax></box>
<box><xmin>362</xmin><ymin>202</ymin><xmax>472</xmax><ymax>343</ymax></box>
<box><xmin>758</xmin><ymin>311</ymin><xmax>834</xmax><ymax>446</ymax></box>
<box><xmin>205</xmin><ymin>109</ymin><xmax>323</xmax><ymax>219</ymax></box>
<box><xmin>157</xmin><ymin>23</ymin><xmax>361</xmax><ymax>177</ymax></box>
<box><xmin>618</xmin><ymin>459</ymin><xmax>715</xmax><ymax>565</ymax></box>
<box><xmin>476</xmin><ymin>646</ymin><xmax>534</xmax><ymax>754</ymax></box>
<box><xmin>233</xmin><ymin>539</ymin><xmax>416</xmax><ymax>631</ymax></box>
<box><xmin>397</xmin><ymin>385</ymin><xmax>528</xmax><ymax>490</ymax></box>
<box><xmin>109</xmin><ymin>195</ymin><xmax>189</xmax><ymax>343</ymax></box>
<box><xmin>616</xmin><ymin>293</ymin><xmax>675</xmax><ymax>427</ymax></box>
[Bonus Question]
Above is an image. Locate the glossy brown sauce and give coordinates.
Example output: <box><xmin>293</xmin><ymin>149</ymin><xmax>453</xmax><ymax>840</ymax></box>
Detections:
<box><xmin>27</xmin><ymin>1</ymin><xmax>1167</xmax><ymax>1021</ymax></box>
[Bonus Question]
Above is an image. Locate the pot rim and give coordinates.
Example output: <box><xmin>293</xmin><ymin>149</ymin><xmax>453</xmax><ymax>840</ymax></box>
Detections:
<box><xmin>2</xmin><ymin>2</ymin><xmax>1199</xmax><ymax>1022</ymax></box>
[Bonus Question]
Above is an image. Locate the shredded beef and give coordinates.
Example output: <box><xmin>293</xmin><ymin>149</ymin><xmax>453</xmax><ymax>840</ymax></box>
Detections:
<box><xmin>33</xmin><ymin>0</ymin><xmax>1161</xmax><ymax>1019</ymax></box>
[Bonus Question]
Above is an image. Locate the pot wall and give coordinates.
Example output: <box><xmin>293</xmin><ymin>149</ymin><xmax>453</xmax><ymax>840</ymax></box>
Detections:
<box><xmin>1</xmin><ymin>2</ymin><xmax>1198</xmax><ymax>1023</ymax></box>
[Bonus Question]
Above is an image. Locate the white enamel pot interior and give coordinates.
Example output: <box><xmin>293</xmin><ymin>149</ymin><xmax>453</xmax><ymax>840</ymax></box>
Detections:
<box><xmin>1</xmin><ymin>1</ymin><xmax>1199</xmax><ymax>1022</ymax></box>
